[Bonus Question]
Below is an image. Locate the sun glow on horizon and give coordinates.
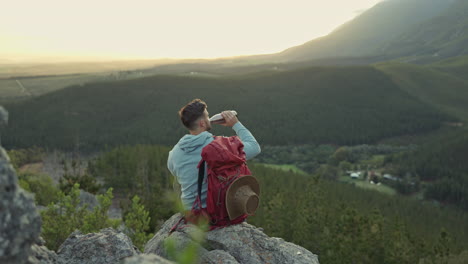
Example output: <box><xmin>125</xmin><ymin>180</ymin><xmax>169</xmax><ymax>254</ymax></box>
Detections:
<box><xmin>0</xmin><ymin>0</ymin><xmax>383</xmax><ymax>61</ymax></box>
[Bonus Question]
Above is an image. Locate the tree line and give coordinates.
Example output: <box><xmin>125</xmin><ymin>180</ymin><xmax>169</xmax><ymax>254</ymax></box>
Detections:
<box><xmin>0</xmin><ymin>66</ymin><xmax>453</xmax><ymax>151</ymax></box>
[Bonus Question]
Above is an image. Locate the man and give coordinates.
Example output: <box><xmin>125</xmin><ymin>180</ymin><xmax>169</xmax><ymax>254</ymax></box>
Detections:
<box><xmin>167</xmin><ymin>99</ymin><xmax>261</xmax><ymax>211</ymax></box>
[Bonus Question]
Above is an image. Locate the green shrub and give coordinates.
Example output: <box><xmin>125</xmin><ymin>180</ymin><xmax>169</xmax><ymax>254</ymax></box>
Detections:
<box><xmin>7</xmin><ymin>147</ymin><xmax>44</xmax><ymax>169</ymax></box>
<box><xmin>89</xmin><ymin>145</ymin><xmax>176</xmax><ymax>231</ymax></box>
<box><xmin>81</xmin><ymin>187</ymin><xmax>120</xmax><ymax>234</ymax></box>
<box><xmin>59</xmin><ymin>159</ymin><xmax>101</xmax><ymax>194</ymax></box>
<box><xmin>123</xmin><ymin>195</ymin><xmax>153</xmax><ymax>251</ymax></box>
<box><xmin>41</xmin><ymin>184</ymin><xmax>120</xmax><ymax>251</ymax></box>
<box><xmin>18</xmin><ymin>172</ymin><xmax>60</xmax><ymax>206</ymax></box>
<box><xmin>59</xmin><ymin>172</ymin><xmax>101</xmax><ymax>195</ymax></box>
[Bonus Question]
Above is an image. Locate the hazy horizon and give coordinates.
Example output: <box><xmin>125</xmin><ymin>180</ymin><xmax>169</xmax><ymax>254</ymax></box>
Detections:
<box><xmin>1</xmin><ymin>0</ymin><xmax>383</xmax><ymax>63</ymax></box>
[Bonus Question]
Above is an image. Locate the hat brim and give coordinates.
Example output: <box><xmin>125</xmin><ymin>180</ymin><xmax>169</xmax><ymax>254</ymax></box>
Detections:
<box><xmin>225</xmin><ymin>175</ymin><xmax>260</xmax><ymax>220</ymax></box>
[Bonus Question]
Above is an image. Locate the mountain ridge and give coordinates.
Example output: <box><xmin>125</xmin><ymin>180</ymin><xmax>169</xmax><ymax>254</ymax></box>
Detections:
<box><xmin>379</xmin><ymin>0</ymin><xmax>468</xmax><ymax>63</ymax></box>
<box><xmin>275</xmin><ymin>0</ymin><xmax>455</xmax><ymax>62</ymax></box>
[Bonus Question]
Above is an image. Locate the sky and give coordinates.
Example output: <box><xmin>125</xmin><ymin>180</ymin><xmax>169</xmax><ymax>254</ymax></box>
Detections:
<box><xmin>0</xmin><ymin>0</ymin><xmax>383</xmax><ymax>61</ymax></box>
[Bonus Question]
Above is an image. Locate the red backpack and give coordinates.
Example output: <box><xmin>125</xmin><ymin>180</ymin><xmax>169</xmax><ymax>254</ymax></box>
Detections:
<box><xmin>193</xmin><ymin>136</ymin><xmax>252</xmax><ymax>230</ymax></box>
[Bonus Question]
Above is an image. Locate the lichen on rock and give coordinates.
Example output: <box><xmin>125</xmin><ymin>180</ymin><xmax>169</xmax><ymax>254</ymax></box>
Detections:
<box><xmin>57</xmin><ymin>228</ymin><xmax>138</xmax><ymax>264</ymax></box>
<box><xmin>123</xmin><ymin>253</ymin><xmax>175</xmax><ymax>264</ymax></box>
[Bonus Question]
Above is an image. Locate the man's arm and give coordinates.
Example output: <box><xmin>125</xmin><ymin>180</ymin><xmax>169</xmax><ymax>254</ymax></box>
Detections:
<box><xmin>221</xmin><ymin>111</ymin><xmax>261</xmax><ymax>160</ymax></box>
<box><xmin>167</xmin><ymin>150</ymin><xmax>175</xmax><ymax>175</ymax></box>
<box><xmin>233</xmin><ymin>122</ymin><xmax>261</xmax><ymax>160</ymax></box>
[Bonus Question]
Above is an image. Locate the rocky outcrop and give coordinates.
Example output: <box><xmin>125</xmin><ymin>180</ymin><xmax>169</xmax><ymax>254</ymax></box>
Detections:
<box><xmin>145</xmin><ymin>214</ymin><xmax>319</xmax><ymax>264</ymax></box>
<box><xmin>145</xmin><ymin>214</ymin><xmax>207</xmax><ymax>257</ymax></box>
<box><xmin>57</xmin><ymin>228</ymin><xmax>138</xmax><ymax>264</ymax></box>
<box><xmin>0</xmin><ymin>143</ymin><xmax>42</xmax><ymax>263</ymax></box>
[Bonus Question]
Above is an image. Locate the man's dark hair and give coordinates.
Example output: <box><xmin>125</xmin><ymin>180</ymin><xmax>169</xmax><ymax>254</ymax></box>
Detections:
<box><xmin>179</xmin><ymin>99</ymin><xmax>207</xmax><ymax>130</ymax></box>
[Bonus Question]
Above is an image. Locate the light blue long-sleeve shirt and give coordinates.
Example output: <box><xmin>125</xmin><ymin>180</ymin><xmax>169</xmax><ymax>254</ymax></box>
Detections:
<box><xmin>167</xmin><ymin>122</ymin><xmax>261</xmax><ymax>210</ymax></box>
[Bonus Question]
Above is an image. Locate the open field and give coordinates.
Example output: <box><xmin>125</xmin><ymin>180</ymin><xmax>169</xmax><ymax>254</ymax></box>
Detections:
<box><xmin>0</xmin><ymin>75</ymin><xmax>103</xmax><ymax>98</ymax></box>
<box><xmin>258</xmin><ymin>163</ymin><xmax>308</xmax><ymax>175</ymax></box>
<box><xmin>339</xmin><ymin>175</ymin><xmax>397</xmax><ymax>196</ymax></box>
<box><xmin>0</xmin><ymin>70</ymin><xmax>170</xmax><ymax>99</ymax></box>
<box><xmin>0</xmin><ymin>79</ymin><xmax>23</xmax><ymax>98</ymax></box>
<box><xmin>0</xmin><ymin>59</ymin><xmax>182</xmax><ymax>78</ymax></box>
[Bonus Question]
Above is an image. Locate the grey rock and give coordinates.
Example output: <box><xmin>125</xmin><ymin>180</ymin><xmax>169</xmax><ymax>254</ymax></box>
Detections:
<box><xmin>0</xmin><ymin>144</ymin><xmax>42</xmax><ymax>264</ymax></box>
<box><xmin>122</xmin><ymin>253</ymin><xmax>175</xmax><ymax>264</ymax></box>
<box><xmin>0</xmin><ymin>106</ymin><xmax>8</xmax><ymax>126</ymax></box>
<box><xmin>0</xmin><ymin>106</ymin><xmax>7</xmax><ymax>145</ymax></box>
<box><xmin>145</xmin><ymin>214</ymin><xmax>319</xmax><ymax>264</ymax></box>
<box><xmin>79</xmin><ymin>189</ymin><xmax>98</xmax><ymax>210</ymax></box>
<box><xmin>108</xmin><ymin>200</ymin><xmax>123</xmax><ymax>219</ymax></box>
<box><xmin>201</xmin><ymin>250</ymin><xmax>239</xmax><ymax>264</ymax></box>
<box><xmin>57</xmin><ymin>228</ymin><xmax>138</xmax><ymax>264</ymax></box>
<box><xmin>144</xmin><ymin>214</ymin><xmax>181</xmax><ymax>256</ymax></box>
<box><xmin>37</xmin><ymin>237</ymin><xmax>46</xmax><ymax>247</ymax></box>
<box><xmin>145</xmin><ymin>214</ymin><xmax>208</xmax><ymax>261</ymax></box>
<box><xmin>27</xmin><ymin>244</ymin><xmax>59</xmax><ymax>264</ymax></box>
<box><xmin>206</xmin><ymin>223</ymin><xmax>319</xmax><ymax>264</ymax></box>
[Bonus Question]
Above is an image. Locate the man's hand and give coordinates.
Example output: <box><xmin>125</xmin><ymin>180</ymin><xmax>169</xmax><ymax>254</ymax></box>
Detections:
<box><xmin>221</xmin><ymin>111</ymin><xmax>239</xmax><ymax>127</ymax></box>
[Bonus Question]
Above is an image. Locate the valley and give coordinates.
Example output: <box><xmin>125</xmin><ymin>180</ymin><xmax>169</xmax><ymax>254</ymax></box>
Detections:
<box><xmin>2</xmin><ymin>0</ymin><xmax>468</xmax><ymax>262</ymax></box>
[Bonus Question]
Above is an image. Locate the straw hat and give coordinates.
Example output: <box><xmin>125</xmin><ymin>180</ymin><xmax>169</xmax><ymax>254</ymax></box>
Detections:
<box><xmin>225</xmin><ymin>175</ymin><xmax>260</xmax><ymax>220</ymax></box>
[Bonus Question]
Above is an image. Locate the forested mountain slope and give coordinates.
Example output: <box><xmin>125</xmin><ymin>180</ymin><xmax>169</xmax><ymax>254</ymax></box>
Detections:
<box><xmin>428</xmin><ymin>55</ymin><xmax>468</xmax><ymax>81</ymax></box>
<box><xmin>376</xmin><ymin>62</ymin><xmax>468</xmax><ymax>121</ymax></box>
<box><xmin>1</xmin><ymin>66</ymin><xmax>452</xmax><ymax>150</ymax></box>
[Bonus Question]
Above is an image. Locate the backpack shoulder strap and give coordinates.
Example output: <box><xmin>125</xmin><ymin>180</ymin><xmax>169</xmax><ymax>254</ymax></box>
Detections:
<box><xmin>196</xmin><ymin>136</ymin><xmax>217</xmax><ymax>205</ymax></box>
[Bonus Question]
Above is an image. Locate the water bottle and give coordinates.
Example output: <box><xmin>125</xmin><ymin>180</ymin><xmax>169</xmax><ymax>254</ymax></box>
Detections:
<box><xmin>209</xmin><ymin>111</ymin><xmax>238</xmax><ymax>124</ymax></box>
